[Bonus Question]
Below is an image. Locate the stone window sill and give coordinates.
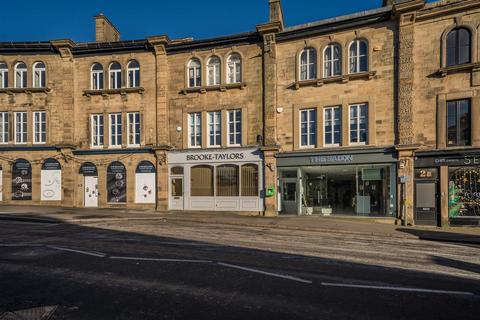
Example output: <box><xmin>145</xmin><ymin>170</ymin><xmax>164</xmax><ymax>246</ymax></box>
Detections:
<box><xmin>437</xmin><ymin>62</ymin><xmax>480</xmax><ymax>77</ymax></box>
<box><xmin>180</xmin><ymin>82</ymin><xmax>247</xmax><ymax>95</ymax></box>
<box><xmin>290</xmin><ymin>71</ymin><xmax>376</xmax><ymax>90</ymax></box>
<box><xmin>83</xmin><ymin>87</ymin><xmax>145</xmax><ymax>97</ymax></box>
<box><xmin>0</xmin><ymin>87</ymin><xmax>52</xmax><ymax>94</ymax></box>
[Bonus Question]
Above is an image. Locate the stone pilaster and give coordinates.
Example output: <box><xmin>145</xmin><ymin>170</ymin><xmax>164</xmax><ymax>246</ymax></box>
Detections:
<box><xmin>154</xmin><ymin>148</ymin><xmax>169</xmax><ymax>211</ymax></box>
<box><xmin>394</xmin><ymin>0</ymin><xmax>425</xmax><ymax>225</ymax></box>
<box><xmin>262</xmin><ymin>147</ymin><xmax>278</xmax><ymax>217</ymax></box>
<box><xmin>147</xmin><ymin>36</ymin><xmax>170</xmax><ymax>148</ymax></box>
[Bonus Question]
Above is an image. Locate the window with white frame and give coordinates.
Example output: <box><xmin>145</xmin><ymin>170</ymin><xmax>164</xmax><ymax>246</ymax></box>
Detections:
<box><xmin>0</xmin><ymin>112</ymin><xmax>8</xmax><ymax>144</ymax></box>
<box><xmin>300</xmin><ymin>109</ymin><xmax>317</xmax><ymax>148</ymax></box>
<box><xmin>300</xmin><ymin>48</ymin><xmax>317</xmax><ymax>81</ymax></box>
<box><xmin>227</xmin><ymin>53</ymin><xmax>242</xmax><ymax>84</ymax></box>
<box><xmin>15</xmin><ymin>62</ymin><xmax>27</xmax><ymax>88</ymax></box>
<box><xmin>0</xmin><ymin>62</ymin><xmax>8</xmax><ymax>88</ymax></box>
<box><xmin>14</xmin><ymin>112</ymin><xmax>27</xmax><ymax>144</ymax></box>
<box><xmin>91</xmin><ymin>114</ymin><xmax>104</xmax><ymax>148</ymax></box>
<box><xmin>109</xmin><ymin>62</ymin><xmax>122</xmax><ymax>89</ymax></box>
<box><xmin>227</xmin><ymin>109</ymin><xmax>242</xmax><ymax>146</ymax></box>
<box><xmin>33</xmin><ymin>62</ymin><xmax>46</xmax><ymax>88</ymax></box>
<box><xmin>324</xmin><ymin>106</ymin><xmax>342</xmax><ymax>146</ymax></box>
<box><xmin>349</xmin><ymin>40</ymin><xmax>368</xmax><ymax>73</ymax></box>
<box><xmin>127</xmin><ymin>60</ymin><xmax>140</xmax><ymax>88</ymax></box>
<box><xmin>127</xmin><ymin>112</ymin><xmax>141</xmax><ymax>147</ymax></box>
<box><xmin>349</xmin><ymin>103</ymin><xmax>368</xmax><ymax>144</ymax></box>
<box><xmin>188</xmin><ymin>58</ymin><xmax>202</xmax><ymax>88</ymax></box>
<box><xmin>207</xmin><ymin>56</ymin><xmax>221</xmax><ymax>86</ymax></box>
<box><xmin>109</xmin><ymin>113</ymin><xmax>122</xmax><ymax>148</ymax></box>
<box><xmin>324</xmin><ymin>44</ymin><xmax>342</xmax><ymax>78</ymax></box>
<box><xmin>91</xmin><ymin>63</ymin><xmax>104</xmax><ymax>90</ymax></box>
<box><xmin>207</xmin><ymin>111</ymin><xmax>221</xmax><ymax>147</ymax></box>
<box><xmin>188</xmin><ymin>112</ymin><xmax>202</xmax><ymax>148</ymax></box>
<box><xmin>33</xmin><ymin>111</ymin><xmax>46</xmax><ymax>144</ymax></box>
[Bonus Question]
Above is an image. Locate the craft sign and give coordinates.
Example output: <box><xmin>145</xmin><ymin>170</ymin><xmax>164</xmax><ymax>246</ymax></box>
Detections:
<box><xmin>12</xmin><ymin>159</ymin><xmax>32</xmax><ymax>201</ymax></box>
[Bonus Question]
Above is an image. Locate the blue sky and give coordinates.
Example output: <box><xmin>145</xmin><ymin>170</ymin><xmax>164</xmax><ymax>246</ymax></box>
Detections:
<box><xmin>0</xmin><ymin>0</ymin><xmax>434</xmax><ymax>42</ymax></box>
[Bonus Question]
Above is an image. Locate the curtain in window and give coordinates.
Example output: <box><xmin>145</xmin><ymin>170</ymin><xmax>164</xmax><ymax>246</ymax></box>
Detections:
<box><xmin>191</xmin><ymin>165</ymin><xmax>214</xmax><ymax>196</ymax></box>
<box><xmin>217</xmin><ymin>165</ymin><xmax>239</xmax><ymax>197</ymax></box>
<box><xmin>241</xmin><ymin>164</ymin><xmax>258</xmax><ymax>196</ymax></box>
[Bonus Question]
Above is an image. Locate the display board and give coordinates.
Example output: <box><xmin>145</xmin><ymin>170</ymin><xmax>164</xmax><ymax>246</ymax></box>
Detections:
<box><xmin>41</xmin><ymin>159</ymin><xmax>62</xmax><ymax>201</ymax></box>
<box><xmin>79</xmin><ymin>162</ymin><xmax>98</xmax><ymax>176</ymax></box>
<box><xmin>12</xmin><ymin>159</ymin><xmax>32</xmax><ymax>200</ymax></box>
<box><xmin>135</xmin><ymin>161</ymin><xmax>156</xmax><ymax>204</ymax></box>
<box><xmin>107</xmin><ymin>162</ymin><xmax>126</xmax><ymax>203</ymax></box>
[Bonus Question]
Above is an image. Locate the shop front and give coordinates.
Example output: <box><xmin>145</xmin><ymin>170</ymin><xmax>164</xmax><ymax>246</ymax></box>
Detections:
<box><xmin>167</xmin><ymin>148</ymin><xmax>264</xmax><ymax>212</ymax></box>
<box><xmin>415</xmin><ymin>149</ymin><xmax>480</xmax><ymax>226</ymax></box>
<box><xmin>277</xmin><ymin>149</ymin><xmax>397</xmax><ymax>217</ymax></box>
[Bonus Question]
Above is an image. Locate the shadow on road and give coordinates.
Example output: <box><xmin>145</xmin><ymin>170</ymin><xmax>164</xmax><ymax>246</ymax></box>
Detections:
<box><xmin>396</xmin><ymin>227</ymin><xmax>480</xmax><ymax>248</ymax></box>
<box><xmin>0</xmin><ymin>214</ymin><xmax>479</xmax><ymax>320</ymax></box>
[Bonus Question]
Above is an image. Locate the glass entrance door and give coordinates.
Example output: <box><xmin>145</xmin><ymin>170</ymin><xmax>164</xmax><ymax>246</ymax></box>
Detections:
<box><xmin>281</xmin><ymin>179</ymin><xmax>297</xmax><ymax>215</ymax></box>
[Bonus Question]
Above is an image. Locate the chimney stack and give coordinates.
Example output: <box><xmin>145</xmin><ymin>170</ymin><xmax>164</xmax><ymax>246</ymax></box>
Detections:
<box><xmin>269</xmin><ymin>0</ymin><xmax>284</xmax><ymax>30</ymax></box>
<box><xmin>95</xmin><ymin>13</ymin><xmax>120</xmax><ymax>42</ymax></box>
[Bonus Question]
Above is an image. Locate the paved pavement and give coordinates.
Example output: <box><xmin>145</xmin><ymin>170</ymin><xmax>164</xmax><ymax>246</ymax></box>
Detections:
<box><xmin>0</xmin><ymin>206</ymin><xmax>479</xmax><ymax>319</ymax></box>
<box><xmin>1</xmin><ymin>205</ymin><xmax>479</xmax><ymax>244</ymax></box>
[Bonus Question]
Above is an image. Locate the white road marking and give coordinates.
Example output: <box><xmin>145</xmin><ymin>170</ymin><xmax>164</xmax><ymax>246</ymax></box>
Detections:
<box><xmin>218</xmin><ymin>262</ymin><xmax>313</xmax><ymax>284</ymax></box>
<box><xmin>47</xmin><ymin>245</ymin><xmax>106</xmax><ymax>258</ymax></box>
<box><xmin>321</xmin><ymin>282</ymin><xmax>476</xmax><ymax>296</ymax></box>
<box><xmin>109</xmin><ymin>256</ymin><xmax>212</xmax><ymax>263</ymax></box>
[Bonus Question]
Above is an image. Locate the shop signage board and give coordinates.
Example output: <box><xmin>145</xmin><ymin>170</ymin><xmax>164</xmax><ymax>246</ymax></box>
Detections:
<box><xmin>107</xmin><ymin>162</ymin><xmax>127</xmax><ymax>203</ymax></box>
<box><xmin>415</xmin><ymin>155</ymin><xmax>480</xmax><ymax>167</ymax></box>
<box><xmin>41</xmin><ymin>159</ymin><xmax>62</xmax><ymax>201</ymax></box>
<box><xmin>135</xmin><ymin>161</ymin><xmax>156</xmax><ymax>204</ymax></box>
<box><xmin>277</xmin><ymin>150</ymin><xmax>397</xmax><ymax>167</ymax></box>
<box><xmin>12</xmin><ymin>159</ymin><xmax>32</xmax><ymax>200</ymax></box>
<box><xmin>79</xmin><ymin>162</ymin><xmax>98</xmax><ymax>176</ymax></box>
<box><xmin>168</xmin><ymin>148</ymin><xmax>263</xmax><ymax>164</ymax></box>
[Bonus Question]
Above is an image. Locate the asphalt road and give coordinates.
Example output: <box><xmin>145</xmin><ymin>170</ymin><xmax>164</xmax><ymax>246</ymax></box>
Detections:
<box><xmin>0</xmin><ymin>215</ymin><xmax>479</xmax><ymax>319</ymax></box>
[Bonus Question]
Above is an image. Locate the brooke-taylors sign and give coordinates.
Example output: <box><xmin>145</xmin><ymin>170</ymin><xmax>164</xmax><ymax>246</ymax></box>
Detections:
<box><xmin>311</xmin><ymin>155</ymin><xmax>354</xmax><ymax>164</ymax></box>
<box><xmin>169</xmin><ymin>149</ymin><xmax>262</xmax><ymax>164</ymax></box>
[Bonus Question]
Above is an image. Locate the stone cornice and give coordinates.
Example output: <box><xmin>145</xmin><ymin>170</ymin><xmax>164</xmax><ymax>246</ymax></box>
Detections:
<box><xmin>393</xmin><ymin>0</ymin><xmax>426</xmax><ymax>15</ymax></box>
<box><xmin>256</xmin><ymin>22</ymin><xmax>282</xmax><ymax>35</ymax></box>
<box><xmin>416</xmin><ymin>0</ymin><xmax>480</xmax><ymax>21</ymax></box>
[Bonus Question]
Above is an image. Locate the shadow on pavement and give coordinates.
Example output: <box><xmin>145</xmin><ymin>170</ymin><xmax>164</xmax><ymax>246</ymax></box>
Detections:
<box><xmin>396</xmin><ymin>227</ymin><xmax>480</xmax><ymax>247</ymax></box>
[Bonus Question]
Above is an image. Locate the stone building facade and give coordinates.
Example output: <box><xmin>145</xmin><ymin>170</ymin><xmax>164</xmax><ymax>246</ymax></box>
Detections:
<box><xmin>0</xmin><ymin>0</ymin><xmax>479</xmax><ymax>226</ymax></box>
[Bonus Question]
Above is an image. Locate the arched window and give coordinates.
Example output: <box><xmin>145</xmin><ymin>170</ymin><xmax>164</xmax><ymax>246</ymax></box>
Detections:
<box><xmin>91</xmin><ymin>63</ymin><xmax>104</xmax><ymax>90</ymax></box>
<box><xmin>127</xmin><ymin>60</ymin><xmax>140</xmax><ymax>88</ymax></box>
<box><xmin>446</xmin><ymin>28</ymin><xmax>471</xmax><ymax>67</ymax></box>
<box><xmin>191</xmin><ymin>165</ymin><xmax>213</xmax><ymax>196</ymax></box>
<box><xmin>299</xmin><ymin>48</ymin><xmax>317</xmax><ymax>81</ymax></box>
<box><xmin>109</xmin><ymin>62</ymin><xmax>122</xmax><ymax>89</ymax></box>
<box><xmin>217</xmin><ymin>164</ymin><xmax>239</xmax><ymax>197</ymax></box>
<box><xmin>349</xmin><ymin>40</ymin><xmax>368</xmax><ymax>73</ymax></box>
<box><xmin>14</xmin><ymin>62</ymin><xmax>27</xmax><ymax>88</ymax></box>
<box><xmin>188</xmin><ymin>58</ymin><xmax>202</xmax><ymax>88</ymax></box>
<box><xmin>107</xmin><ymin>161</ymin><xmax>126</xmax><ymax>203</ymax></box>
<box><xmin>324</xmin><ymin>43</ymin><xmax>342</xmax><ymax>77</ymax></box>
<box><xmin>0</xmin><ymin>62</ymin><xmax>8</xmax><ymax>88</ymax></box>
<box><xmin>207</xmin><ymin>56</ymin><xmax>221</xmax><ymax>86</ymax></box>
<box><xmin>241</xmin><ymin>164</ymin><xmax>259</xmax><ymax>197</ymax></box>
<box><xmin>227</xmin><ymin>53</ymin><xmax>242</xmax><ymax>84</ymax></box>
<box><xmin>12</xmin><ymin>159</ymin><xmax>32</xmax><ymax>200</ymax></box>
<box><xmin>33</xmin><ymin>62</ymin><xmax>46</xmax><ymax>88</ymax></box>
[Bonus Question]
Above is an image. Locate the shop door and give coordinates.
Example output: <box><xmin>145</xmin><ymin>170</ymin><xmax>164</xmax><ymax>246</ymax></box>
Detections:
<box><xmin>84</xmin><ymin>176</ymin><xmax>98</xmax><ymax>208</ymax></box>
<box><xmin>415</xmin><ymin>181</ymin><xmax>437</xmax><ymax>226</ymax></box>
<box><xmin>170</xmin><ymin>177</ymin><xmax>184</xmax><ymax>210</ymax></box>
<box><xmin>281</xmin><ymin>180</ymin><xmax>297</xmax><ymax>215</ymax></box>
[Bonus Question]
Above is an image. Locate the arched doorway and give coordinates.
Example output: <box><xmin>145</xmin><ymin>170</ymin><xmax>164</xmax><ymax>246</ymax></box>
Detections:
<box><xmin>135</xmin><ymin>161</ymin><xmax>156</xmax><ymax>204</ymax></box>
<box><xmin>80</xmin><ymin>162</ymin><xmax>98</xmax><ymax>207</ymax></box>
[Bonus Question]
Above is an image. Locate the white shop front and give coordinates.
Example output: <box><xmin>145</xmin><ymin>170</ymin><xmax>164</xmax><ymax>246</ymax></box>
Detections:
<box><xmin>168</xmin><ymin>148</ymin><xmax>264</xmax><ymax>212</ymax></box>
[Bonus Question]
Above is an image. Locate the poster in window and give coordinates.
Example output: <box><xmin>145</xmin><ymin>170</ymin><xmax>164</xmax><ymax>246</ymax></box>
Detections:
<box><xmin>135</xmin><ymin>161</ymin><xmax>156</xmax><ymax>204</ymax></box>
<box><xmin>41</xmin><ymin>159</ymin><xmax>62</xmax><ymax>201</ymax></box>
<box><xmin>0</xmin><ymin>166</ymin><xmax>3</xmax><ymax>201</ymax></box>
<box><xmin>107</xmin><ymin>162</ymin><xmax>126</xmax><ymax>203</ymax></box>
<box><xmin>12</xmin><ymin>159</ymin><xmax>32</xmax><ymax>200</ymax></box>
<box><xmin>448</xmin><ymin>167</ymin><xmax>480</xmax><ymax>218</ymax></box>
